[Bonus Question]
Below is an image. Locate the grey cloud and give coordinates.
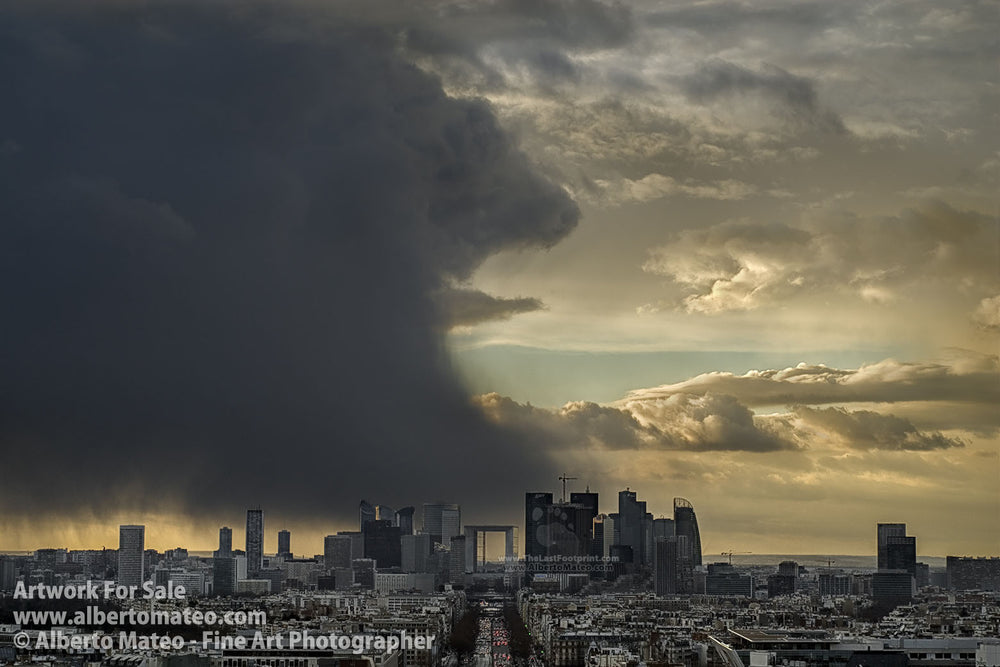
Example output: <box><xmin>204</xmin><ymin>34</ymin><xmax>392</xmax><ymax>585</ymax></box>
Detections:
<box><xmin>622</xmin><ymin>353</ymin><xmax>1000</xmax><ymax>426</ymax></box>
<box><xmin>0</xmin><ymin>1</ymin><xmax>578</xmax><ymax>524</ymax></box>
<box><xmin>790</xmin><ymin>406</ymin><xmax>966</xmax><ymax>451</ymax></box>
<box><xmin>678</xmin><ymin>60</ymin><xmax>845</xmax><ymax>134</ymax></box>
<box><xmin>475</xmin><ymin>392</ymin><xmax>798</xmax><ymax>453</ymax></box>
<box><xmin>434</xmin><ymin>288</ymin><xmax>544</xmax><ymax>327</ymax></box>
<box><xmin>643</xmin><ymin>202</ymin><xmax>999</xmax><ymax>313</ymax></box>
<box><xmin>972</xmin><ymin>295</ymin><xmax>1000</xmax><ymax>332</ymax></box>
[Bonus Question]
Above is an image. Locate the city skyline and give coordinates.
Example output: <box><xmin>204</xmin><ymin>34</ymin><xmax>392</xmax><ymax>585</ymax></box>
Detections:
<box><xmin>0</xmin><ymin>0</ymin><xmax>997</xmax><ymax>558</ymax></box>
<box><xmin>0</xmin><ymin>493</ymin><xmax>987</xmax><ymax>561</ymax></box>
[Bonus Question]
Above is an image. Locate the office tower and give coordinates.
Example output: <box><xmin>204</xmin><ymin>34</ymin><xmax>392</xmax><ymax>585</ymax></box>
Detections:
<box><xmin>877</xmin><ymin>523</ymin><xmax>916</xmax><ymax>576</ymax></box>
<box><xmin>218</xmin><ymin>527</ymin><xmax>233</xmax><ymax>557</ymax></box>
<box><xmin>375</xmin><ymin>505</ymin><xmax>396</xmax><ymax>523</ymax></box>
<box><xmin>525</xmin><ymin>493</ymin><xmax>554</xmax><ymax>559</ymax></box>
<box><xmin>449</xmin><ymin>535</ymin><xmax>466</xmax><ymax>583</ymax></box>
<box><xmin>118</xmin><ymin>525</ymin><xmax>145</xmax><ymax>587</ymax></box>
<box><xmin>338</xmin><ymin>531</ymin><xmax>364</xmax><ymax>560</ymax></box>
<box><xmin>778</xmin><ymin>560</ymin><xmax>798</xmax><ymax>577</ymax></box>
<box><xmin>571</xmin><ymin>491</ymin><xmax>599</xmax><ymax>560</ymax></box>
<box><xmin>0</xmin><ymin>557</ymin><xmax>16</xmax><ymax>592</ymax></box>
<box><xmin>877</xmin><ymin>523</ymin><xmax>905</xmax><ymax>568</ymax></box>
<box><xmin>544</xmin><ymin>502</ymin><xmax>591</xmax><ymax>558</ymax></box>
<box><xmin>395</xmin><ymin>507</ymin><xmax>415</xmax><ymax>535</ymax></box>
<box><xmin>598</xmin><ymin>514</ymin><xmax>616</xmax><ymax>559</ymax></box>
<box><xmin>277</xmin><ymin>530</ymin><xmax>291</xmax><ymax>558</ymax></box>
<box><xmin>324</xmin><ymin>535</ymin><xmax>353</xmax><ymax>571</ymax></box>
<box><xmin>819</xmin><ymin>572</ymin><xmax>851</xmax><ymax>596</ymax></box>
<box><xmin>946</xmin><ymin>557</ymin><xmax>1000</xmax><ymax>591</ymax></box>
<box><xmin>872</xmin><ymin>570</ymin><xmax>915</xmax><ymax>607</ymax></box>
<box><xmin>768</xmin><ymin>572</ymin><xmax>796</xmax><ymax>597</ymax></box>
<box><xmin>617</xmin><ymin>490</ymin><xmax>646</xmax><ymax>565</ymax></box>
<box><xmin>363</xmin><ymin>520</ymin><xmax>401</xmax><ymax>568</ymax></box>
<box><xmin>422</xmin><ymin>503</ymin><xmax>461</xmax><ymax>545</ymax></box>
<box><xmin>245</xmin><ymin>508</ymin><xmax>263</xmax><ymax>577</ymax></box>
<box><xmin>401</xmin><ymin>533</ymin><xmax>431</xmax><ymax>573</ymax></box>
<box><xmin>652</xmin><ymin>518</ymin><xmax>675</xmax><ymax>540</ymax></box>
<box><xmin>642</xmin><ymin>511</ymin><xmax>654</xmax><ymax>565</ymax></box>
<box><xmin>654</xmin><ymin>536</ymin><xmax>679</xmax><ymax>595</ymax></box>
<box><xmin>673</xmin><ymin>498</ymin><xmax>703</xmax><ymax>567</ymax></box>
<box><xmin>359</xmin><ymin>500</ymin><xmax>377</xmax><ymax>532</ymax></box>
<box><xmin>592</xmin><ymin>515</ymin><xmax>608</xmax><ymax>559</ymax></box>
<box><xmin>352</xmin><ymin>558</ymin><xmax>375</xmax><ymax>589</ymax></box>
<box><xmin>213</xmin><ymin>557</ymin><xmax>237</xmax><ymax>596</ymax></box>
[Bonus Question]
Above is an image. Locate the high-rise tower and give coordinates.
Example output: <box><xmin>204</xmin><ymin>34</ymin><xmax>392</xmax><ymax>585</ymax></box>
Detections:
<box><xmin>118</xmin><ymin>525</ymin><xmax>145</xmax><ymax>587</ymax></box>
<box><xmin>673</xmin><ymin>498</ymin><xmax>702</xmax><ymax>568</ymax></box>
<box><xmin>245</xmin><ymin>508</ymin><xmax>263</xmax><ymax>577</ymax></box>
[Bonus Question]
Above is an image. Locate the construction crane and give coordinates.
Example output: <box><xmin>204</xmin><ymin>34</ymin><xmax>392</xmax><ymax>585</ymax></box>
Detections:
<box><xmin>720</xmin><ymin>550</ymin><xmax>751</xmax><ymax>565</ymax></box>
<box><xmin>558</xmin><ymin>473</ymin><xmax>577</xmax><ymax>503</ymax></box>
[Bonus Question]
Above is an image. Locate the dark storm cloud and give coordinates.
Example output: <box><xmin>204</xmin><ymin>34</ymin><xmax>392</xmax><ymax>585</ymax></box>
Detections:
<box><xmin>678</xmin><ymin>60</ymin><xmax>846</xmax><ymax>134</ymax></box>
<box><xmin>0</xmin><ymin>1</ymin><xmax>578</xmax><ymax>523</ymax></box>
<box><xmin>434</xmin><ymin>288</ymin><xmax>544</xmax><ymax>328</ymax></box>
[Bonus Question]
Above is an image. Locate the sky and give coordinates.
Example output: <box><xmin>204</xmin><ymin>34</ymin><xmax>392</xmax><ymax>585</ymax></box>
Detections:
<box><xmin>0</xmin><ymin>0</ymin><xmax>997</xmax><ymax>558</ymax></box>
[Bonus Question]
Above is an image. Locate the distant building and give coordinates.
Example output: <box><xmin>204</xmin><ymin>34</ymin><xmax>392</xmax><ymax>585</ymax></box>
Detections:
<box><xmin>401</xmin><ymin>533</ymin><xmax>431</xmax><ymax>573</ymax></box>
<box><xmin>213</xmin><ymin>557</ymin><xmax>237</xmax><ymax>596</ymax></box>
<box><xmin>525</xmin><ymin>493</ymin><xmax>554</xmax><ymax>562</ymax></box>
<box><xmin>947</xmin><ymin>556</ymin><xmax>1000</xmax><ymax>591</ymax></box>
<box><xmin>245</xmin><ymin>508</ymin><xmax>264</xmax><ymax>577</ymax></box>
<box><xmin>422</xmin><ymin>503</ymin><xmax>461</xmax><ymax>546</ymax></box>
<box><xmin>363</xmin><ymin>520</ymin><xmax>401</xmax><ymax>568</ymax></box>
<box><xmin>618</xmin><ymin>489</ymin><xmax>647</xmax><ymax>566</ymax></box>
<box><xmin>352</xmin><ymin>558</ymin><xmax>375</xmax><ymax>589</ymax></box>
<box><xmin>673</xmin><ymin>498</ymin><xmax>703</xmax><ymax>568</ymax></box>
<box><xmin>277</xmin><ymin>529</ymin><xmax>291</xmax><ymax>558</ymax></box>
<box><xmin>337</xmin><ymin>531</ymin><xmax>363</xmax><ymax>561</ymax></box>
<box><xmin>877</xmin><ymin>523</ymin><xmax>916</xmax><ymax>575</ymax></box>
<box><xmin>118</xmin><ymin>525</ymin><xmax>145</xmax><ymax>588</ymax></box>
<box><xmin>654</xmin><ymin>536</ymin><xmax>680</xmax><ymax>595</ymax></box>
<box><xmin>395</xmin><ymin>506</ymin><xmax>415</xmax><ymax>535</ymax></box>
<box><xmin>873</xmin><ymin>569</ymin><xmax>915</xmax><ymax>607</ymax></box>
<box><xmin>449</xmin><ymin>535</ymin><xmax>466</xmax><ymax>585</ymax></box>
<box><xmin>768</xmin><ymin>573</ymin><xmax>797</xmax><ymax>597</ymax></box>
<box><xmin>359</xmin><ymin>500</ymin><xmax>377</xmax><ymax>532</ymax></box>
<box><xmin>216</xmin><ymin>527</ymin><xmax>232</xmax><ymax>557</ymax></box>
<box><xmin>819</xmin><ymin>571</ymin><xmax>851</xmax><ymax>596</ymax></box>
<box><xmin>324</xmin><ymin>535</ymin><xmax>353</xmax><ymax>571</ymax></box>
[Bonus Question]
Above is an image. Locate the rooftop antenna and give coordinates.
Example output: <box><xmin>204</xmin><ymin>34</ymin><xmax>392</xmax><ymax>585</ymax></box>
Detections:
<box><xmin>558</xmin><ymin>473</ymin><xmax>578</xmax><ymax>503</ymax></box>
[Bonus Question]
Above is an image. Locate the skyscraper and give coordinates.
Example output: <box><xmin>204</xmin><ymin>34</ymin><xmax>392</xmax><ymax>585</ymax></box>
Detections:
<box><xmin>359</xmin><ymin>500</ymin><xmax>377</xmax><ymax>532</ymax></box>
<box><xmin>217</xmin><ymin>527</ymin><xmax>233</xmax><ymax>557</ymax></box>
<box><xmin>245</xmin><ymin>508</ymin><xmax>263</xmax><ymax>577</ymax></box>
<box><xmin>654</xmin><ymin>536</ymin><xmax>679</xmax><ymax>595</ymax></box>
<box><xmin>277</xmin><ymin>529</ymin><xmax>291</xmax><ymax>558</ymax></box>
<box><xmin>375</xmin><ymin>505</ymin><xmax>396</xmax><ymax>523</ymax></box>
<box><xmin>422</xmin><ymin>503</ymin><xmax>461</xmax><ymax>545</ymax></box>
<box><xmin>525</xmin><ymin>493</ymin><xmax>553</xmax><ymax>559</ymax></box>
<box><xmin>395</xmin><ymin>506</ymin><xmax>415</xmax><ymax>535</ymax></box>
<box><xmin>118</xmin><ymin>525</ymin><xmax>145</xmax><ymax>588</ymax></box>
<box><xmin>363</xmin><ymin>520</ymin><xmax>401</xmax><ymax>568</ymax></box>
<box><xmin>673</xmin><ymin>497</ymin><xmax>702</xmax><ymax>567</ymax></box>
<box><xmin>570</xmin><ymin>490</ymin><xmax>599</xmax><ymax>555</ymax></box>
<box><xmin>617</xmin><ymin>489</ymin><xmax>647</xmax><ymax>565</ymax></box>
<box><xmin>213</xmin><ymin>557</ymin><xmax>237</xmax><ymax>596</ymax></box>
<box><xmin>449</xmin><ymin>535</ymin><xmax>467</xmax><ymax>583</ymax></box>
<box><xmin>324</xmin><ymin>535</ymin><xmax>353</xmax><ymax>571</ymax></box>
<box><xmin>877</xmin><ymin>523</ymin><xmax>916</xmax><ymax>575</ymax></box>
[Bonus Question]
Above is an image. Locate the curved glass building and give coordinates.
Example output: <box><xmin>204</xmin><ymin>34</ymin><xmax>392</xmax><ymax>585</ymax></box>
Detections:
<box><xmin>673</xmin><ymin>497</ymin><xmax>702</xmax><ymax>567</ymax></box>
